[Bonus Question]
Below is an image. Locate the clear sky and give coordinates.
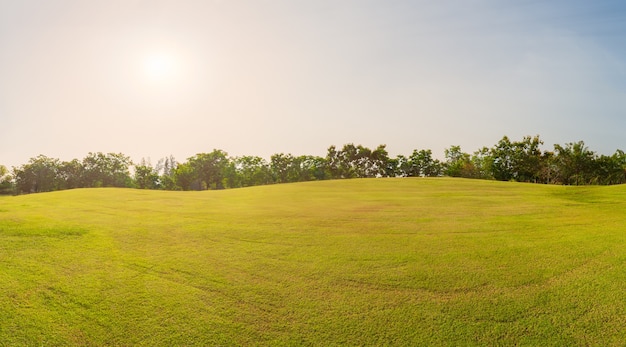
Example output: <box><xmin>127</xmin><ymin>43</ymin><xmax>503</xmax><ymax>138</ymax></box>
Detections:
<box><xmin>2</xmin><ymin>0</ymin><xmax>626</xmax><ymax>168</ymax></box>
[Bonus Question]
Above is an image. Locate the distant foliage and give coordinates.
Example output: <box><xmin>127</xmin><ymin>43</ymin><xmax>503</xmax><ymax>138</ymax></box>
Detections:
<box><xmin>9</xmin><ymin>153</ymin><xmax>133</xmax><ymax>194</ymax></box>
<box><xmin>0</xmin><ymin>165</ymin><xmax>14</xmax><ymax>195</ymax></box>
<box><xmin>3</xmin><ymin>135</ymin><xmax>626</xmax><ymax>195</ymax></box>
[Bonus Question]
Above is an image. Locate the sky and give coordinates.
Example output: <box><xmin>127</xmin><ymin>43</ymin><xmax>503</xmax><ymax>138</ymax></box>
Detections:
<box><xmin>2</xmin><ymin>0</ymin><xmax>626</xmax><ymax>168</ymax></box>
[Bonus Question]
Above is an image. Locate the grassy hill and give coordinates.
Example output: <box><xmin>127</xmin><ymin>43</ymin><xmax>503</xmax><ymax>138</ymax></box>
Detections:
<box><xmin>0</xmin><ymin>178</ymin><xmax>624</xmax><ymax>345</ymax></box>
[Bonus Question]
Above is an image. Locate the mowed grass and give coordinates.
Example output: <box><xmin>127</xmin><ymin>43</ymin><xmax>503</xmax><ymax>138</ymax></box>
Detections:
<box><xmin>0</xmin><ymin>178</ymin><xmax>625</xmax><ymax>346</ymax></box>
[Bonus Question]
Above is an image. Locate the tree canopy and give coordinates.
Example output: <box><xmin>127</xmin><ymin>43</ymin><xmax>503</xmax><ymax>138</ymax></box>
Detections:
<box><xmin>2</xmin><ymin>135</ymin><xmax>626</xmax><ymax>195</ymax></box>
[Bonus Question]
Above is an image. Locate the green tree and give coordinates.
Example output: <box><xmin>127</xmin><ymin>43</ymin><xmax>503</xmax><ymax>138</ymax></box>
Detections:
<box><xmin>489</xmin><ymin>135</ymin><xmax>544</xmax><ymax>182</ymax></box>
<box><xmin>187</xmin><ymin>150</ymin><xmax>229</xmax><ymax>190</ymax></box>
<box><xmin>301</xmin><ymin>156</ymin><xmax>328</xmax><ymax>181</ymax></box>
<box><xmin>325</xmin><ymin>145</ymin><xmax>342</xmax><ymax>179</ymax></box>
<box><xmin>352</xmin><ymin>145</ymin><xmax>372</xmax><ymax>178</ymax></box>
<box><xmin>471</xmin><ymin>147</ymin><xmax>494</xmax><ymax>180</ymax></box>
<box><xmin>336</xmin><ymin>144</ymin><xmax>359</xmax><ymax>178</ymax></box>
<box><xmin>537</xmin><ymin>151</ymin><xmax>556</xmax><ymax>184</ymax></box>
<box><xmin>444</xmin><ymin>146</ymin><xmax>471</xmax><ymax>178</ymax></box>
<box><xmin>514</xmin><ymin>135</ymin><xmax>544</xmax><ymax>183</ymax></box>
<box><xmin>173</xmin><ymin>162</ymin><xmax>196</xmax><ymax>190</ymax></box>
<box><xmin>57</xmin><ymin>159</ymin><xmax>84</xmax><ymax>190</ymax></box>
<box><xmin>229</xmin><ymin>156</ymin><xmax>272</xmax><ymax>187</ymax></box>
<box><xmin>589</xmin><ymin>151</ymin><xmax>626</xmax><ymax>185</ymax></box>
<box><xmin>295</xmin><ymin>155</ymin><xmax>327</xmax><ymax>181</ymax></box>
<box><xmin>270</xmin><ymin>153</ymin><xmax>296</xmax><ymax>183</ymax></box>
<box><xmin>609</xmin><ymin>150</ymin><xmax>626</xmax><ymax>184</ymax></box>
<box><xmin>0</xmin><ymin>165</ymin><xmax>14</xmax><ymax>195</ymax></box>
<box><xmin>81</xmin><ymin>152</ymin><xmax>132</xmax><ymax>187</ymax></box>
<box><xmin>409</xmin><ymin>149</ymin><xmax>441</xmax><ymax>177</ymax></box>
<box><xmin>553</xmin><ymin>141</ymin><xmax>595</xmax><ymax>185</ymax></box>
<box><xmin>326</xmin><ymin>144</ymin><xmax>386</xmax><ymax>179</ymax></box>
<box><xmin>368</xmin><ymin>145</ymin><xmax>390</xmax><ymax>177</ymax></box>
<box><xmin>13</xmin><ymin>155</ymin><xmax>60</xmax><ymax>194</ymax></box>
<box><xmin>490</xmin><ymin>136</ymin><xmax>515</xmax><ymax>181</ymax></box>
<box><xmin>157</xmin><ymin>155</ymin><xmax>177</xmax><ymax>190</ymax></box>
<box><xmin>134</xmin><ymin>158</ymin><xmax>161</xmax><ymax>189</ymax></box>
<box><xmin>388</xmin><ymin>155</ymin><xmax>408</xmax><ymax>177</ymax></box>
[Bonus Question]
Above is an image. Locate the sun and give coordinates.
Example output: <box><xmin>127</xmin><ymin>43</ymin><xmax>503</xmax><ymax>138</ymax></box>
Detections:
<box><xmin>143</xmin><ymin>53</ymin><xmax>177</xmax><ymax>82</ymax></box>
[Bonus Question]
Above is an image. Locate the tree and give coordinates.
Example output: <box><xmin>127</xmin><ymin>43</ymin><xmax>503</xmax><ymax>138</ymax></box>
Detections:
<box><xmin>228</xmin><ymin>156</ymin><xmax>272</xmax><ymax>188</ymax></box>
<box><xmin>589</xmin><ymin>151</ymin><xmax>626</xmax><ymax>185</ymax></box>
<box><xmin>336</xmin><ymin>144</ymin><xmax>359</xmax><ymax>178</ymax></box>
<box><xmin>173</xmin><ymin>162</ymin><xmax>197</xmax><ymax>190</ymax></box>
<box><xmin>444</xmin><ymin>146</ymin><xmax>471</xmax><ymax>178</ymax></box>
<box><xmin>513</xmin><ymin>135</ymin><xmax>544</xmax><ymax>183</ymax></box>
<box><xmin>553</xmin><ymin>141</ymin><xmax>595</xmax><ymax>185</ymax></box>
<box><xmin>270</xmin><ymin>153</ymin><xmax>296</xmax><ymax>183</ymax></box>
<box><xmin>352</xmin><ymin>145</ymin><xmax>372</xmax><ymax>178</ymax></box>
<box><xmin>388</xmin><ymin>155</ymin><xmax>408</xmax><ymax>177</ymax></box>
<box><xmin>13</xmin><ymin>155</ymin><xmax>60</xmax><ymax>194</ymax></box>
<box><xmin>368</xmin><ymin>145</ymin><xmax>390</xmax><ymax>177</ymax></box>
<box><xmin>537</xmin><ymin>150</ymin><xmax>557</xmax><ymax>184</ymax></box>
<box><xmin>325</xmin><ymin>144</ymin><xmax>388</xmax><ymax>179</ymax></box>
<box><xmin>408</xmin><ymin>149</ymin><xmax>441</xmax><ymax>177</ymax></box>
<box><xmin>470</xmin><ymin>147</ymin><xmax>494</xmax><ymax>180</ymax></box>
<box><xmin>490</xmin><ymin>136</ymin><xmax>515</xmax><ymax>181</ymax></box>
<box><xmin>489</xmin><ymin>135</ymin><xmax>544</xmax><ymax>182</ymax></box>
<box><xmin>57</xmin><ymin>159</ymin><xmax>83</xmax><ymax>190</ymax></box>
<box><xmin>81</xmin><ymin>152</ymin><xmax>132</xmax><ymax>188</ymax></box>
<box><xmin>187</xmin><ymin>150</ymin><xmax>229</xmax><ymax>190</ymax></box>
<box><xmin>158</xmin><ymin>155</ymin><xmax>178</xmax><ymax>190</ymax></box>
<box><xmin>134</xmin><ymin>158</ymin><xmax>160</xmax><ymax>189</ymax></box>
<box><xmin>609</xmin><ymin>150</ymin><xmax>626</xmax><ymax>184</ymax></box>
<box><xmin>0</xmin><ymin>165</ymin><xmax>14</xmax><ymax>195</ymax></box>
<box><xmin>296</xmin><ymin>155</ymin><xmax>327</xmax><ymax>181</ymax></box>
<box><xmin>325</xmin><ymin>145</ymin><xmax>342</xmax><ymax>179</ymax></box>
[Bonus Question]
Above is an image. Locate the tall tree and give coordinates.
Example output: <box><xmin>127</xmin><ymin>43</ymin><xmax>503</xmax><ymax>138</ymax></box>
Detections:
<box><xmin>471</xmin><ymin>147</ymin><xmax>494</xmax><ymax>180</ymax></box>
<box><xmin>409</xmin><ymin>149</ymin><xmax>441</xmax><ymax>177</ymax></box>
<box><xmin>326</xmin><ymin>143</ymin><xmax>388</xmax><ymax>179</ymax></box>
<box><xmin>388</xmin><ymin>155</ymin><xmax>408</xmax><ymax>177</ymax></box>
<box><xmin>553</xmin><ymin>141</ymin><xmax>595</xmax><ymax>185</ymax></box>
<box><xmin>270</xmin><ymin>153</ymin><xmax>296</xmax><ymax>183</ymax></box>
<box><xmin>514</xmin><ymin>135</ymin><xmax>544</xmax><ymax>183</ymax></box>
<box><xmin>325</xmin><ymin>145</ymin><xmax>342</xmax><ymax>179</ymax></box>
<box><xmin>589</xmin><ymin>151</ymin><xmax>626</xmax><ymax>185</ymax></box>
<box><xmin>229</xmin><ymin>155</ymin><xmax>272</xmax><ymax>187</ymax></box>
<box><xmin>173</xmin><ymin>162</ymin><xmax>197</xmax><ymax>190</ymax></box>
<box><xmin>489</xmin><ymin>135</ymin><xmax>544</xmax><ymax>182</ymax></box>
<box><xmin>444</xmin><ymin>146</ymin><xmax>471</xmax><ymax>178</ymax></box>
<box><xmin>301</xmin><ymin>155</ymin><xmax>328</xmax><ymax>181</ymax></box>
<box><xmin>490</xmin><ymin>136</ymin><xmax>515</xmax><ymax>181</ymax></box>
<box><xmin>187</xmin><ymin>150</ymin><xmax>229</xmax><ymax>190</ymax></box>
<box><xmin>337</xmin><ymin>144</ymin><xmax>359</xmax><ymax>178</ymax></box>
<box><xmin>81</xmin><ymin>152</ymin><xmax>132</xmax><ymax>187</ymax></box>
<box><xmin>57</xmin><ymin>159</ymin><xmax>83</xmax><ymax>190</ymax></box>
<box><xmin>158</xmin><ymin>155</ymin><xmax>178</xmax><ymax>190</ymax></box>
<box><xmin>0</xmin><ymin>165</ymin><xmax>14</xmax><ymax>195</ymax></box>
<box><xmin>537</xmin><ymin>150</ymin><xmax>556</xmax><ymax>184</ymax></box>
<box><xmin>13</xmin><ymin>155</ymin><xmax>60</xmax><ymax>194</ymax></box>
<box><xmin>134</xmin><ymin>158</ymin><xmax>161</xmax><ymax>189</ymax></box>
<box><xmin>368</xmin><ymin>145</ymin><xmax>390</xmax><ymax>177</ymax></box>
<box><xmin>294</xmin><ymin>155</ymin><xmax>327</xmax><ymax>181</ymax></box>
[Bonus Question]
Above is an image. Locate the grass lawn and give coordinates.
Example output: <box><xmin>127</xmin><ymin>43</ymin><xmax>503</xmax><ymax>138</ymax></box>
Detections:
<box><xmin>0</xmin><ymin>178</ymin><xmax>624</xmax><ymax>345</ymax></box>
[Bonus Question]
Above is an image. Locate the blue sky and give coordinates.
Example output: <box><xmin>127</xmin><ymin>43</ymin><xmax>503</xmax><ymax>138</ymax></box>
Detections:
<box><xmin>1</xmin><ymin>0</ymin><xmax>626</xmax><ymax>167</ymax></box>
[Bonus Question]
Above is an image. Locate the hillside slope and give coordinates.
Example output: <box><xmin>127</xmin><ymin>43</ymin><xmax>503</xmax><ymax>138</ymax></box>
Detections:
<box><xmin>0</xmin><ymin>178</ymin><xmax>624</xmax><ymax>345</ymax></box>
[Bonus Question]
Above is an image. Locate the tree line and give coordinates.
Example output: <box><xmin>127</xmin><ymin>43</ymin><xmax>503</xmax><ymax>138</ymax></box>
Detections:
<box><xmin>1</xmin><ymin>135</ymin><xmax>626</xmax><ymax>195</ymax></box>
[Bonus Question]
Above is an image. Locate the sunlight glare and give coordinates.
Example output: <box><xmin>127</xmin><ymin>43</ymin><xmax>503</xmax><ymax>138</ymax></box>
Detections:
<box><xmin>143</xmin><ymin>53</ymin><xmax>177</xmax><ymax>82</ymax></box>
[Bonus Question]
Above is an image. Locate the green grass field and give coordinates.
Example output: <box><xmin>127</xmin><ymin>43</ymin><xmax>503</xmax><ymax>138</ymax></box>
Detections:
<box><xmin>0</xmin><ymin>178</ymin><xmax>624</xmax><ymax>346</ymax></box>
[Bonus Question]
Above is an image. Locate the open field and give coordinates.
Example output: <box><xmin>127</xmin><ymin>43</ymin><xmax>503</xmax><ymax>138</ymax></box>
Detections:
<box><xmin>0</xmin><ymin>178</ymin><xmax>625</xmax><ymax>345</ymax></box>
